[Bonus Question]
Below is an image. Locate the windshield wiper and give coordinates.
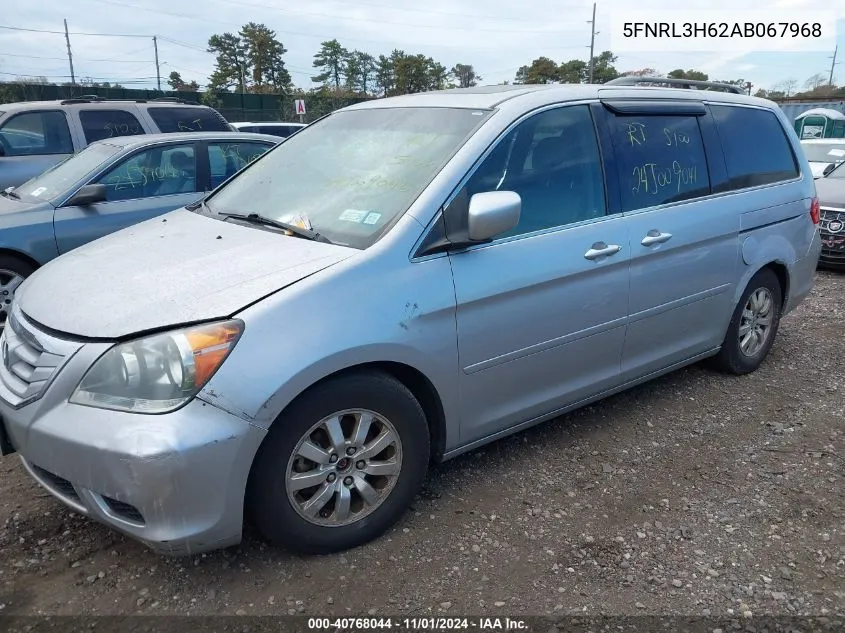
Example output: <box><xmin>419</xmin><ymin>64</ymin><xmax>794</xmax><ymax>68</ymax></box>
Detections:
<box><xmin>186</xmin><ymin>198</ymin><xmax>209</xmax><ymax>212</ymax></box>
<box><xmin>1</xmin><ymin>189</ymin><xmax>21</xmax><ymax>200</ymax></box>
<box><xmin>220</xmin><ymin>212</ymin><xmax>331</xmax><ymax>244</ymax></box>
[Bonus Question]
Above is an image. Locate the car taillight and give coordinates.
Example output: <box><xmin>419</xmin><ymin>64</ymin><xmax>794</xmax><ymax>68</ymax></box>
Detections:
<box><xmin>810</xmin><ymin>197</ymin><xmax>820</xmax><ymax>225</ymax></box>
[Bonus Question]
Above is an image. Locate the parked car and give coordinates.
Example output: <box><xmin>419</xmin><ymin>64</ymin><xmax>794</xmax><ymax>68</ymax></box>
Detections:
<box><xmin>799</xmin><ymin>138</ymin><xmax>845</xmax><ymax>178</ymax></box>
<box><xmin>0</xmin><ymin>131</ymin><xmax>279</xmax><ymax>327</ymax></box>
<box><xmin>814</xmin><ymin>161</ymin><xmax>845</xmax><ymax>269</ymax></box>
<box><xmin>230</xmin><ymin>121</ymin><xmax>306</xmax><ymax>138</ymax></box>
<box><xmin>0</xmin><ymin>97</ymin><xmax>234</xmax><ymax>190</ymax></box>
<box><xmin>0</xmin><ymin>80</ymin><xmax>821</xmax><ymax>556</ymax></box>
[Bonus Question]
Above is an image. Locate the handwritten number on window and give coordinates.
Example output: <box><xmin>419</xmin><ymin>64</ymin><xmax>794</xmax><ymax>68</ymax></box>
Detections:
<box><xmin>177</xmin><ymin>118</ymin><xmax>204</xmax><ymax>132</ymax></box>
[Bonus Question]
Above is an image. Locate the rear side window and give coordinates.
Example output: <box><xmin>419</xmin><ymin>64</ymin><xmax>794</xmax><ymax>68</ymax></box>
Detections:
<box><xmin>609</xmin><ymin>114</ymin><xmax>711</xmax><ymax>212</ymax></box>
<box><xmin>147</xmin><ymin>107</ymin><xmax>229</xmax><ymax>133</ymax></box>
<box><xmin>79</xmin><ymin>109</ymin><xmax>144</xmax><ymax>143</ymax></box>
<box><xmin>710</xmin><ymin>105</ymin><xmax>799</xmax><ymax>191</ymax></box>
<box><xmin>0</xmin><ymin>111</ymin><xmax>73</xmax><ymax>156</ymax></box>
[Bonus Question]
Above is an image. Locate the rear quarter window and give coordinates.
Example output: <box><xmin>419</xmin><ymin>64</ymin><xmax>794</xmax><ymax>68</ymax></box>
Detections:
<box><xmin>146</xmin><ymin>106</ymin><xmax>230</xmax><ymax>133</ymax></box>
<box><xmin>609</xmin><ymin>114</ymin><xmax>711</xmax><ymax>212</ymax></box>
<box><xmin>710</xmin><ymin>105</ymin><xmax>799</xmax><ymax>191</ymax></box>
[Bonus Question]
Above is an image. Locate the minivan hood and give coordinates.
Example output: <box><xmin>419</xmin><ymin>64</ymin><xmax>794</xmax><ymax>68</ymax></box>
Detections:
<box><xmin>16</xmin><ymin>209</ymin><xmax>356</xmax><ymax>339</ymax></box>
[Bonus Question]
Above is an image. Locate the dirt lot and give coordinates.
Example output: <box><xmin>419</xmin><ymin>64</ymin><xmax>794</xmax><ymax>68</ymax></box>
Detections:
<box><xmin>0</xmin><ymin>271</ymin><xmax>843</xmax><ymax>618</ymax></box>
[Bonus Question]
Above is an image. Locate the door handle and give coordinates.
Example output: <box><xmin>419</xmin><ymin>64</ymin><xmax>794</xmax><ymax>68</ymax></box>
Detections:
<box><xmin>584</xmin><ymin>242</ymin><xmax>622</xmax><ymax>260</ymax></box>
<box><xmin>641</xmin><ymin>229</ymin><xmax>673</xmax><ymax>246</ymax></box>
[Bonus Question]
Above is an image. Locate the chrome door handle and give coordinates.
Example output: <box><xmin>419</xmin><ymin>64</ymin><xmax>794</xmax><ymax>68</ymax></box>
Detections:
<box><xmin>641</xmin><ymin>229</ymin><xmax>673</xmax><ymax>246</ymax></box>
<box><xmin>584</xmin><ymin>242</ymin><xmax>622</xmax><ymax>260</ymax></box>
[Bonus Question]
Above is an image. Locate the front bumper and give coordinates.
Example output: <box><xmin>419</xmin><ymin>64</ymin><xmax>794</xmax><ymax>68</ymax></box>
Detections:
<box><xmin>0</xmin><ymin>308</ymin><xmax>266</xmax><ymax>556</ymax></box>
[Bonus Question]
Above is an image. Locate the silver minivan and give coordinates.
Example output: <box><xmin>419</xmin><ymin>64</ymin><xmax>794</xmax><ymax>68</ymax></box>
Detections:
<box><xmin>0</xmin><ymin>80</ymin><xmax>822</xmax><ymax>556</ymax></box>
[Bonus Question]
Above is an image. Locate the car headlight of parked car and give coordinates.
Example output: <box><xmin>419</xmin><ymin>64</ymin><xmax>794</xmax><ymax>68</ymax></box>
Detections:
<box><xmin>70</xmin><ymin>320</ymin><xmax>244</xmax><ymax>414</ymax></box>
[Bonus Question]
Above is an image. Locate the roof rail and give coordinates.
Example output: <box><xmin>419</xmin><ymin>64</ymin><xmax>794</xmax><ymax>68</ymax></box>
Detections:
<box><xmin>151</xmin><ymin>96</ymin><xmax>199</xmax><ymax>105</ymax></box>
<box><xmin>57</xmin><ymin>96</ymin><xmax>201</xmax><ymax>106</ymax></box>
<box><xmin>59</xmin><ymin>95</ymin><xmax>106</xmax><ymax>105</ymax></box>
<box><xmin>605</xmin><ymin>76</ymin><xmax>745</xmax><ymax>95</ymax></box>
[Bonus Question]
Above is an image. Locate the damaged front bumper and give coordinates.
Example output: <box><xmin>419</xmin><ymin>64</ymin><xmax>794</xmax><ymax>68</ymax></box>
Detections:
<box><xmin>2</xmin><ymin>397</ymin><xmax>266</xmax><ymax>555</ymax></box>
<box><xmin>0</xmin><ymin>308</ymin><xmax>266</xmax><ymax>555</ymax></box>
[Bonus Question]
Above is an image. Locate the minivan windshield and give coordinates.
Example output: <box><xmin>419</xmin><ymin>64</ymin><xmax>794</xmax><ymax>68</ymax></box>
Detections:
<box><xmin>13</xmin><ymin>142</ymin><xmax>123</xmax><ymax>203</ymax></box>
<box><xmin>206</xmin><ymin>107</ymin><xmax>490</xmax><ymax>249</ymax></box>
<box><xmin>802</xmin><ymin>142</ymin><xmax>845</xmax><ymax>163</ymax></box>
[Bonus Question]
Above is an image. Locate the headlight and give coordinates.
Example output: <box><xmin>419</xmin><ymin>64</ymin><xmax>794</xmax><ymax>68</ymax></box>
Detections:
<box><xmin>70</xmin><ymin>320</ymin><xmax>243</xmax><ymax>414</ymax></box>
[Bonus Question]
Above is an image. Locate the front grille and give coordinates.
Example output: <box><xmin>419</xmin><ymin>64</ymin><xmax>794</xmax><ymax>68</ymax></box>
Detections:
<box><xmin>0</xmin><ymin>305</ymin><xmax>82</xmax><ymax>407</ymax></box>
<box><xmin>820</xmin><ymin>207</ymin><xmax>845</xmax><ymax>232</ymax></box>
<box><xmin>102</xmin><ymin>496</ymin><xmax>145</xmax><ymax>524</ymax></box>
<box><xmin>819</xmin><ymin>207</ymin><xmax>845</xmax><ymax>261</ymax></box>
<box><xmin>31</xmin><ymin>464</ymin><xmax>80</xmax><ymax>502</ymax></box>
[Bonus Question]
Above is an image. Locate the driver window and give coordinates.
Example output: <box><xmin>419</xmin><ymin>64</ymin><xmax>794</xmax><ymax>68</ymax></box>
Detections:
<box><xmin>464</xmin><ymin>105</ymin><xmax>606</xmax><ymax>238</ymax></box>
<box><xmin>95</xmin><ymin>144</ymin><xmax>197</xmax><ymax>202</ymax></box>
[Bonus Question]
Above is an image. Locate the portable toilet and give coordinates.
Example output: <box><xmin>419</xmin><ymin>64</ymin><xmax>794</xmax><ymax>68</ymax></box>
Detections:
<box><xmin>794</xmin><ymin>108</ymin><xmax>845</xmax><ymax>139</ymax></box>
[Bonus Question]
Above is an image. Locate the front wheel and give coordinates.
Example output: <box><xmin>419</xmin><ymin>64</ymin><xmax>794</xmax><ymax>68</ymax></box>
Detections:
<box><xmin>247</xmin><ymin>371</ymin><xmax>430</xmax><ymax>554</ymax></box>
<box><xmin>711</xmin><ymin>268</ymin><xmax>783</xmax><ymax>375</ymax></box>
<box><xmin>0</xmin><ymin>255</ymin><xmax>35</xmax><ymax>330</ymax></box>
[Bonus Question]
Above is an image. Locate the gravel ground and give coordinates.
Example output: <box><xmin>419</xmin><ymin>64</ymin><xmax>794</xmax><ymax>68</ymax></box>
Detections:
<box><xmin>0</xmin><ymin>271</ymin><xmax>843</xmax><ymax>618</ymax></box>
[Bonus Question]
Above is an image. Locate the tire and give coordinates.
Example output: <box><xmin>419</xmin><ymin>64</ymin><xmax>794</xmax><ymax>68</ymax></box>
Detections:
<box><xmin>247</xmin><ymin>370</ymin><xmax>430</xmax><ymax>554</ymax></box>
<box><xmin>711</xmin><ymin>267</ymin><xmax>783</xmax><ymax>375</ymax></box>
<box><xmin>0</xmin><ymin>254</ymin><xmax>36</xmax><ymax>330</ymax></box>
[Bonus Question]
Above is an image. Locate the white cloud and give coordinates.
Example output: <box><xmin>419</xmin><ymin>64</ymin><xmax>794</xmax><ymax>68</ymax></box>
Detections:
<box><xmin>1</xmin><ymin>0</ymin><xmax>842</xmax><ymax>90</ymax></box>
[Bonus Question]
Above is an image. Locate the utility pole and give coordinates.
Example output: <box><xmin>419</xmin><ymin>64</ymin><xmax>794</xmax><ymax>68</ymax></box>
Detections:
<box><xmin>829</xmin><ymin>45</ymin><xmax>838</xmax><ymax>86</ymax></box>
<box><xmin>153</xmin><ymin>36</ymin><xmax>161</xmax><ymax>91</ymax></box>
<box><xmin>587</xmin><ymin>2</ymin><xmax>597</xmax><ymax>83</ymax></box>
<box><xmin>63</xmin><ymin>19</ymin><xmax>75</xmax><ymax>88</ymax></box>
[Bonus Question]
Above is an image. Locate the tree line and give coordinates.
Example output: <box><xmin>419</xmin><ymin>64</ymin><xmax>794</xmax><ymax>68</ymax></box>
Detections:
<box><xmin>5</xmin><ymin>21</ymin><xmax>842</xmax><ymax>102</ymax></box>
<box><xmin>164</xmin><ymin>24</ymin><xmax>481</xmax><ymax>99</ymax></box>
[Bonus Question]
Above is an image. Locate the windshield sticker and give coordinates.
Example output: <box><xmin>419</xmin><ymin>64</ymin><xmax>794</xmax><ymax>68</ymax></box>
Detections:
<box><xmin>828</xmin><ymin>149</ymin><xmax>845</xmax><ymax>157</ymax></box>
<box><xmin>339</xmin><ymin>209</ymin><xmax>369</xmax><ymax>223</ymax></box>
<box><xmin>30</xmin><ymin>186</ymin><xmax>47</xmax><ymax>197</ymax></box>
<box><xmin>363</xmin><ymin>212</ymin><xmax>382</xmax><ymax>225</ymax></box>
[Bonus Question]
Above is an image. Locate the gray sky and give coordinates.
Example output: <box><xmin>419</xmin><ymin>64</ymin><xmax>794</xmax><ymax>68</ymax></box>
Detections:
<box><xmin>1</xmin><ymin>0</ymin><xmax>843</xmax><ymax>92</ymax></box>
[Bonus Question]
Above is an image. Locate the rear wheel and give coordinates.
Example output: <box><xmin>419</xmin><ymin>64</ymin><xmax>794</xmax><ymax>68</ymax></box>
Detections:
<box><xmin>247</xmin><ymin>371</ymin><xmax>430</xmax><ymax>554</ymax></box>
<box><xmin>711</xmin><ymin>268</ymin><xmax>782</xmax><ymax>375</ymax></box>
<box><xmin>0</xmin><ymin>255</ymin><xmax>35</xmax><ymax>330</ymax></box>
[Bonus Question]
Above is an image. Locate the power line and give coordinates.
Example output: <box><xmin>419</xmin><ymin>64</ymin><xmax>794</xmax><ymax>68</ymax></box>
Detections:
<box><xmin>0</xmin><ymin>24</ymin><xmax>150</xmax><ymax>38</ymax></box>
<box><xmin>157</xmin><ymin>36</ymin><xmax>207</xmax><ymax>53</ymax></box>
<box><xmin>0</xmin><ymin>52</ymin><xmax>153</xmax><ymax>63</ymax></box>
<box><xmin>83</xmin><ymin>0</ymin><xmax>588</xmax><ymax>48</ymax></box>
<box><xmin>0</xmin><ymin>70</ymin><xmax>160</xmax><ymax>80</ymax></box>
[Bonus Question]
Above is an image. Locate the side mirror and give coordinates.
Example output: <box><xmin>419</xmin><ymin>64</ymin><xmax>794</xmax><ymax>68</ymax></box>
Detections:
<box><xmin>822</xmin><ymin>163</ymin><xmax>836</xmax><ymax>177</ymax></box>
<box><xmin>467</xmin><ymin>191</ymin><xmax>521</xmax><ymax>241</ymax></box>
<box><xmin>0</xmin><ymin>144</ymin><xmax>6</xmax><ymax>157</ymax></box>
<box><xmin>65</xmin><ymin>183</ymin><xmax>107</xmax><ymax>206</ymax></box>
